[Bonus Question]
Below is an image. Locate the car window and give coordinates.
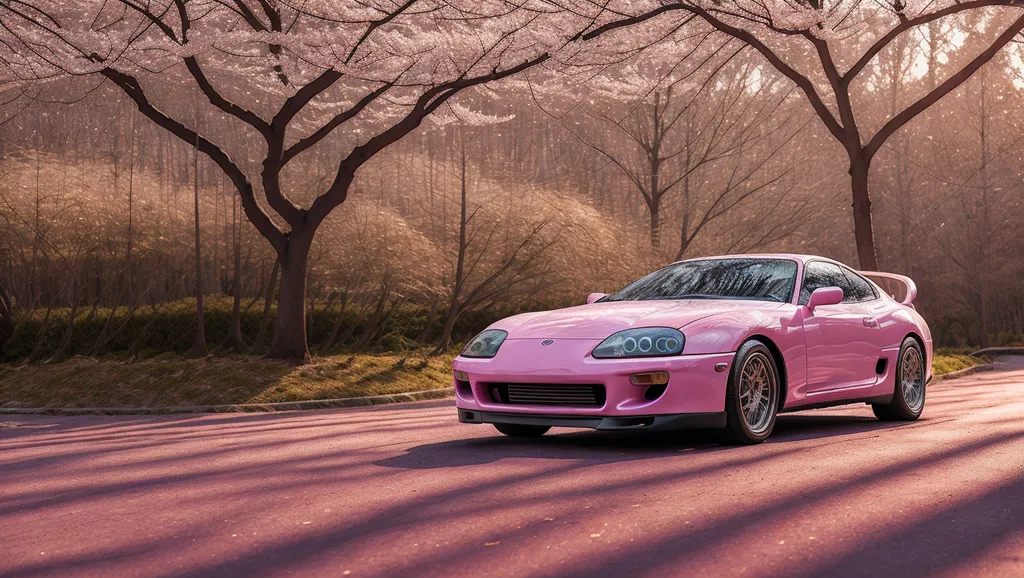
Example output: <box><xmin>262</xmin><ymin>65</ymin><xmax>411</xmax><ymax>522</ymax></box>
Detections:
<box><xmin>601</xmin><ymin>258</ymin><xmax>798</xmax><ymax>303</ymax></box>
<box><xmin>799</xmin><ymin>261</ymin><xmax>852</xmax><ymax>305</ymax></box>
<box><xmin>840</xmin><ymin>266</ymin><xmax>878</xmax><ymax>302</ymax></box>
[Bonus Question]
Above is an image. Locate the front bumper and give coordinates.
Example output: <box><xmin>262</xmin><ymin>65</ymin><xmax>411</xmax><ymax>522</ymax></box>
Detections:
<box><xmin>459</xmin><ymin>408</ymin><xmax>726</xmax><ymax>432</ymax></box>
<box><xmin>453</xmin><ymin>338</ymin><xmax>733</xmax><ymax>422</ymax></box>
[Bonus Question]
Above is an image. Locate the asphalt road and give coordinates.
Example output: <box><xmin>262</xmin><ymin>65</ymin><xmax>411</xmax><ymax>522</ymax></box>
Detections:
<box><xmin>2</xmin><ymin>358</ymin><xmax>1023</xmax><ymax>578</ymax></box>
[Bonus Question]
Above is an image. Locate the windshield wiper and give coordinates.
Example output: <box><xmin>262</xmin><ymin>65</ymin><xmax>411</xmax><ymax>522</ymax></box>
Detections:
<box><xmin>656</xmin><ymin>294</ymin><xmax>722</xmax><ymax>300</ymax></box>
<box><xmin>653</xmin><ymin>294</ymin><xmax>785</xmax><ymax>302</ymax></box>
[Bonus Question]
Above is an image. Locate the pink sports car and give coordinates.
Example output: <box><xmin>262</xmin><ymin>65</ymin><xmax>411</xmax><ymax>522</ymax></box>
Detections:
<box><xmin>453</xmin><ymin>254</ymin><xmax>932</xmax><ymax>444</ymax></box>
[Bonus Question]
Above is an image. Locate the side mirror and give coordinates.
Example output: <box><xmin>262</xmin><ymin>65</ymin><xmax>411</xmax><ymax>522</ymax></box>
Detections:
<box><xmin>807</xmin><ymin>286</ymin><xmax>844</xmax><ymax>312</ymax></box>
<box><xmin>586</xmin><ymin>292</ymin><xmax>608</xmax><ymax>305</ymax></box>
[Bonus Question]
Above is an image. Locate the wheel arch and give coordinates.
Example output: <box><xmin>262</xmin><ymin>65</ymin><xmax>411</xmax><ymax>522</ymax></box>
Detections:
<box><xmin>903</xmin><ymin>330</ymin><xmax>928</xmax><ymax>378</ymax></box>
<box><xmin>904</xmin><ymin>331</ymin><xmax>926</xmax><ymax>359</ymax></box>
<box><xmin>746</xmin><ymin>334</ymin><xmax>788</xmax><ymax>411</ymax></box>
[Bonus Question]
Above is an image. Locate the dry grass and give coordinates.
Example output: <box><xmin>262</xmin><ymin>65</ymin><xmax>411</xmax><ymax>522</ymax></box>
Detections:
<box><xmin>0</xmin><ymin>352</ymin><xmax>456</xmax><ymax>409</ymax></box>
<box><xmin>0</xmin><ymin>348</ymin><xmax>988</xmax><ymax>409</ymax></box>
<box><xmin>932</xmin><ymin>352</ymin><xmax>986</xmax><ymax>376</ymax></box>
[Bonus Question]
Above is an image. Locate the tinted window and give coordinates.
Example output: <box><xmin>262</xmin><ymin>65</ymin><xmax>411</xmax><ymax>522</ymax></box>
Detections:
<box><xmin>840</xmin><ymin>266</ymin><xmax>877</xmax><ymax>302</ymax></box>
<box><xmin>601</xmin><ymin>258</ymin><xmax>797</xmax><ymax>303</ymax></box>
<box><xmin>799</xmin><ymin>261</ymin><xmax>850</xmax><ymax>305</ymax></box>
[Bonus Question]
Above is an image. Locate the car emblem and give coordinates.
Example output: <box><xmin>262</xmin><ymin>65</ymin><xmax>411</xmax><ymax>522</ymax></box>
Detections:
<box><xmin>541</xmin><ymin>340</ymin><xmax>554</xmax><ymax>346</ymax></box>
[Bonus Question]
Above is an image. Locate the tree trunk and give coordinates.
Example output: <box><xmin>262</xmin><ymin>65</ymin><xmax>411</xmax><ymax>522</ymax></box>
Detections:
<box><xmin>25</xmin><ymin>304</ymin><xmax>53</xmax><ymax>365</ymax></box>
<box><xmin>435</xmin><ymin>303</ymin><xmax>460</xmax><ymax>354</ymax></box>
<box><xmin>0</xmin><ymin>281</ymin><xmax>14</xmax><ymax>354</ymax></box>
<box><xmin>192</xmin><ymin>164</ymin><xmax>207</xmax><ymax>356</ymax></box>
<box><xmin>90</xmin><ymin>280</ymin><xmax>124</xmax><ymax>357</ymax></box>
<box><xmin>435</xmin><ymin>130</ymin><xmax>470</xmax><ymax>354</ymax></box>
<box><xmin>649</xmin><ymin>203</ymin><xmax>661</xmax><ymax>250</ymax></box>
<box><xmin>266</xmin><ymin>238</ymin><xmax>312</xmax><ymax>364</ymax></box>
<box><xmin>321</xmin><ymin>291</ymin><xmax>349</xmax><ymax>354</ymax></box>
<box><xmin>849</xmin><ymin>157</ymin><xmax>879</xmax><ymax>271</ymax></box>
<box><xmin>222</xmin><ymin>197</ymin><xmax>244</xmax><ymax>352</ymax></box>
<box><xmin>191</xmin><ymin>95</ymin><xmax>208</xmax><ymax>358</ymax></box>
<box><xmin>980</xmin><ymin>289</ymin><xmax>990</xmax><ymax>349</ymax></box>
<box><xmin>47</xmin><ymin>279</ymin><xmax>79</xmax><ymax>364</ymax></box>
<box><xmin>415</xmin><ymin>296</ymin><xmax>440</xmax><ymax>344</ymax></box>
<box><xmin>354</xmin><ymin>285</ymin><xmax>391</xmax><ymax>352</ymax></box>
<box><xmin>676</xmin><ymin>212</ymin><xmax>691</xmax><ymax>262</ymax></box>
<box><xmin>252</xmin><ymin>258</ymin><xmax>280</xmax><ymax>355</ymax></box>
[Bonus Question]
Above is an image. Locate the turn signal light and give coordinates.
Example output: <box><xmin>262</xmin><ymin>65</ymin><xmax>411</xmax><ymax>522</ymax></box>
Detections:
<box><xmin>630</xmin><ymin>371</ymin><xmax>669</xmax><ymax>386</ymax></box>
<box><xmin>454</xmin><ymin>370</ymin><xmax>470</xmax><ymax>381</ymax></box>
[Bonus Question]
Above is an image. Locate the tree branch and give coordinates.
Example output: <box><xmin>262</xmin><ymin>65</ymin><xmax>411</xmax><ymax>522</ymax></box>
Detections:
<box><xmin>183</xmin><ymin>56</ymin><xmax>272</xmax><ymax>139</ymax></box>
<box><xmin>272</xmin><ymin>68</ymin><xmax>343</xmax><ymax>135</ymax></box>
<box><xmin>280</xmin><ymin>81</ymin><xmax>393</xmax><ymax>165</ymax></box>
<box><xmin>344</xmin><ymin>0</ymin><xmax>419</xmax><ymax>65</ymax></box>
<box><xmin>581</xmin><ymin>4</ymin><xmax>683</xmax><ymax>41</ymax></box>
<box><xmin>582</xmin><ymin>4</ymin><xmax>846</xmax><ymax>142</ymax></box>
<box><xmin>843</xmin><ymin>0</ymin><xmax>1023</xmax><ymax>83</ymax></box>
<box><xmin>305</xmin><ymin>52</ymin><xmax>550</xmax><ymax>227</ymax></box>
<box><xmin>808</xmin><ymin>35</ymin><xmax>862</xmax><ymax>151</ymax></box>
<box><xmin>99</xmin><ymin>66</ymin><xmax>286</xmax><ymax>253</ymax></box>
<box><xmin>865</xmin><ymin>15</ymin><xmax>1024</xmax><ymax>161</ymax></box>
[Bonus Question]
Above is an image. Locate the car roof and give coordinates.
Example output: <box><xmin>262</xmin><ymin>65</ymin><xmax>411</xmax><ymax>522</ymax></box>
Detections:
<box><xmin>672</xmin><ymin>253</ymin><xmax>852</xmax><ymax>268</ymax></box>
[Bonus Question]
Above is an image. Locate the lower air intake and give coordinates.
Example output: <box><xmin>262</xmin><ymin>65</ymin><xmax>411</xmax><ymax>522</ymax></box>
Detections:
<box><xmin>489</xmin><ymin>383</ymin><xmax>606</xmax><ymax>407</ymax></box>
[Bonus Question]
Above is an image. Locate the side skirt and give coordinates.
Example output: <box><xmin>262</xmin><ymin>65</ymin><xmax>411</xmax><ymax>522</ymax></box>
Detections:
<box><xmin>781</xmin><ymin>394</ymin><xmax>893</xmax><ymax>413</ymax></box>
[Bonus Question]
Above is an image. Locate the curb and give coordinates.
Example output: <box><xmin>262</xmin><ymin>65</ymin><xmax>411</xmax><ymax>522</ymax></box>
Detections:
<box><xmin>932</xmin><ymin>363</ymin><xmax>999</xmax><ymax>382</ymax></box>
<box><xmin>0</xmin><ymin>387</ymin><xmax>454</xmax><ymax>416</ymax></box>
<box><xmin>5</xmin><ymin>355</ymin><xmax>1014</xmax><ymax>415</ymax></box>
<box><xmin>969</xmin><ymin>347</ymin><xmax>1024</xmax><ymax>357</ymax></box>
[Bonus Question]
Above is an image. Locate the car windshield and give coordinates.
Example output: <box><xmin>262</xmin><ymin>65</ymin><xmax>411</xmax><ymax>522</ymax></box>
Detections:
<box><xmin>600</xmin><ymin>258</ymin><xmax>798</xmax><ymax>303</ymax></box>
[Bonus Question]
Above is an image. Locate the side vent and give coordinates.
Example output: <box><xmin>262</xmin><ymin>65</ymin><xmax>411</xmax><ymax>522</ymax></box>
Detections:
<box><xmin>644</xmin><ymin>384</ymin><xmax>668</xmax><ymax>401</ymax></box>
<box><xmin>875</xmin><ymin>358</ymin><xmax>888</xmax><ymax>375</ymax></box>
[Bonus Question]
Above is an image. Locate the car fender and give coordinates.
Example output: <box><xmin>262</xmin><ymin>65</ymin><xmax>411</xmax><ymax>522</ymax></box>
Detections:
<box><xmin>679</xmin><ymin>307</ymin><xmax>808</xmax><ymax>406</ymax></box>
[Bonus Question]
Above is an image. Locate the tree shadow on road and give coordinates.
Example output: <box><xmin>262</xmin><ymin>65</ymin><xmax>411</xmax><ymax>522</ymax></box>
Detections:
<box><xmin>785</xmin><ymin>475</ymin><xmax>1024</xmax><ymax>578</ymax></box>
<box><xmin>3</xmin><ymin>386</ymin><xmax>1021</xmax><ymax>578</ymax></box>
<box><xmin>376</xmin><ymin>412</ymin><xmax>911</xmax><ymax>469</ymax></box>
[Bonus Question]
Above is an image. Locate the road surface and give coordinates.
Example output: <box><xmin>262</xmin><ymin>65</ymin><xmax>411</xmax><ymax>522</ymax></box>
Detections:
<box><xmin>2</xmin><ymin>358</ymin><xmax>1023</xmax><ymax>577</ymax></box>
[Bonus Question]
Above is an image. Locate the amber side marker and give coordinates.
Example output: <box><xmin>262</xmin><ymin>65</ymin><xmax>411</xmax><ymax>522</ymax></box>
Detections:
<box><xmin>630</xmin><ymin>371</ymin><xmax>670</xmax><ymax>386</ymax></box>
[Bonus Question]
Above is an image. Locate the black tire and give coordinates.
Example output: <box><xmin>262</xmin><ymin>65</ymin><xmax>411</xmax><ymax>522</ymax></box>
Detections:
<box><xmin>493</xmin><ymin>423</ymin><xmax>550</xmax><ymax>437</ymax></box>
<box><xmin>723</xmin><ymin>340</ymin><xmax>781</xmax><ymax>445</ymax></box>
<box><xmin>872</xmin><ymin>337</ymin><xmax>926</xmax><ymax>421</ymax></box>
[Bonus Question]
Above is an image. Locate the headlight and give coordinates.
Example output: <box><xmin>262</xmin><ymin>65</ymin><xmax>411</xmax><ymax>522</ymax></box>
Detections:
<box><xmin>461</xmin><ymin>329</ymin><xmax>508</xmax><ymax>358</ymax></box>
<box><xmin>592</xmin><ymin>328</ymin><xmax>684</xmax><ymax>358</ymax></box>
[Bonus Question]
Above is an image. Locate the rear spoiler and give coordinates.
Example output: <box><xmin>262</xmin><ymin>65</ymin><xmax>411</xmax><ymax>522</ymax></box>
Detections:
<box><xmin>859</xmin><ymin>271</ymin><xmax>917</xmax><ymax>307</ymax></box>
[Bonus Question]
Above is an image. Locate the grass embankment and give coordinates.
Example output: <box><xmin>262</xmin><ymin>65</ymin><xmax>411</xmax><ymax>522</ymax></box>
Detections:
<box><xmin>0</xmin><ymin>352</ymin><xmax>456</xmax><ymax>409</ymax></box>
<box><xmin>0</xmin><ymin>347</ymin><xmax>993</xmax><ymax>410</ymax></box>
<box><xmin>933</xmin><ymin>347</ymin><xmax>989</xmax><ymax>376</ymax></box>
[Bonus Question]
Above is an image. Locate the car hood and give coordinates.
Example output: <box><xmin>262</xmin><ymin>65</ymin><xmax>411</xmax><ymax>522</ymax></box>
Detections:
<box><xmin>495</xmin><ymin>299</ymin><xmax>785</xmax><ymax>339</ymax></box>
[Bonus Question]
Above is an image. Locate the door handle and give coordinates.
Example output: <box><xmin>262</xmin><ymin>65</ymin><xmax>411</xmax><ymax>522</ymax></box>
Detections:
<box><xmin>862</xmin><ymin>317</ymin><xmax>878</xmax><ymax>328</ymax></box>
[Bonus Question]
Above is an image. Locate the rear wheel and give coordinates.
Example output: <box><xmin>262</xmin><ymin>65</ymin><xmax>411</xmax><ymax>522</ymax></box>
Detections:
<box><xmin>723</xmin><ymin>341</ymin><xmax>780</xmax><ymax>445</ymax></box>
<box><xmin>872</xmin><ymin>337</ymin><xmax>925</xmax><ymax>421</ymax></box>
<box><xmin>493</xmin><ymin>423</ymin><xmax>550</xmax><ymax>437</ymax></box>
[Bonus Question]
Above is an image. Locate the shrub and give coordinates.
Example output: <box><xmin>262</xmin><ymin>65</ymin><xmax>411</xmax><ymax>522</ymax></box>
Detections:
<box><xmin>0</xmin><ymin>297</ymin><xmax>529</xmax><ymax>362</ymax></box>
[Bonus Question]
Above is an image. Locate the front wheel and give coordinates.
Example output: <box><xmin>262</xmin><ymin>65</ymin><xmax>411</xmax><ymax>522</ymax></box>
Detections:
<box><xmin>493</xmin><ymin>423</ymin><xmax>550</xmax><ymax>437</ymax></box>
<box><xmin>872</xmin><ymin>337</ymin><xmax>925</xmax><ymax>421</ymax></box>
<box><xmin>723</xmin><ymin>341</ymin><xmax>781</xmax><ymax>445</ymax></box>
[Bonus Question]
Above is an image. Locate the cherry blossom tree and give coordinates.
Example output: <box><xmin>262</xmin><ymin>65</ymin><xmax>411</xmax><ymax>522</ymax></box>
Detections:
<box><xmin>583</xmin><ymin>0</ymin><xmax>1024</xmax><ymax>270</ymax></box>
<box><xmin>0</xmin><ymin>0</ymin><xmax>580</xmax><ymax>362</ymax></box>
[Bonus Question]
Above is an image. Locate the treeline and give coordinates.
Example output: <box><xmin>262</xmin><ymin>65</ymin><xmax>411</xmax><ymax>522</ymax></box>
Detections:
<box><xmin>2</xmin><ymin>13</ymin><xmax>1024</xmax><ymax>355</ymax></box>
<box><xmin>0</xmin><ymin>297</ymin><xmax>520</xmax><ymax>363</ymax></box>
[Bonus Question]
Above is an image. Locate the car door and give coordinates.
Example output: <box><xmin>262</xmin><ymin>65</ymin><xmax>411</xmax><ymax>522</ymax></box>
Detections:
<box><xmin>800</xmin><ymin>261</ymin><xmax>883</xmax><ymax>393</ymax></box>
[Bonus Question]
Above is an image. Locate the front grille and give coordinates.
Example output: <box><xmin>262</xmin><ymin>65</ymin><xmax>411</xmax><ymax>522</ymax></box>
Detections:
<box><xmin>487</xmin><ymin>383</ymin><xmax>606</xmax><ymax>407</ymax></box>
